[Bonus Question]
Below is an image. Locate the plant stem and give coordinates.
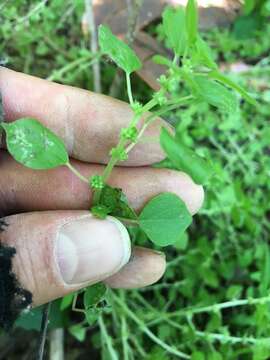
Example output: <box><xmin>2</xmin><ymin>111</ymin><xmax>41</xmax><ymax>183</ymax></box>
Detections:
<box><xmin>85</xmin><ymin>0</ymin><xmax>101</xmax><ymax>93</ymax></box>
<box><xmin>98</xmin><ymin>315</ymin><xmax>119</xmax><ymax>360</ymax></box>
<box><xmin>92</xmin><ymin>188</ymin><xmax>102</xmax><ymax>206</ymax></box>
<box><xmin>195</xmin><ymin>330</ymin><xmax>270</xmax><ymax>345</ymax></box>
<box><xmin>125</xmin><ymin>123</ymin><xmax>148</xmax><ymax>154</ymax></box>
<box><xmin>126</xmin><ymin>96</ymin><xmax>194</xmax><ymax>154</ymax></box>
<box><xmin>91</xmin><ymin>82</ymin><xmax>193</xmax><ymax>205</ymax></box>
<box><xmin>168</xmin><ymin>295</ymin><xmax>270</xmax><ymax>319</ymax></box>
<box><xmin>113</xmin><ymin>293</ymin><xmax>190</xmax><ymax>359</ymax></box>
<box><xmin>103</xmin><ymin>155</ymin><xmax>121</xmax><ymax>182</ymax></box>
<box><xmin>92</xmin><ymin>151</ymin><xmax>123</xmax><ymax>205</ymax></box>
<box><xmin>102</xmin><ymin>138</ymin><xmax>126</xmax><ymax>183</ymax></box>
<box><xmin>126</xmin><ymin>72</ymin><xmax>134</xmax><ymax>105</ymax></box>
<box><xmin>134</xmin><ymin>281</ymin><xmax>270</xmax><ymax>331</ymax></box>
<box><xmin>72</xmin><ymin>292</ymin><xmax>85</xmax><ymax>313</ymax></box>
<box><xmin>66</xmin><ymin>162</ymin><xmax>89</xmax><ymax>184</ymax></box>
<box><xmin>36</xmin><ymin>302</ymin><xmax>51</xmax><ymax>360</ymax></box>
<box><xmin>120</xmin><ymin>291</ymin><xmax>130</xmax><ymax>360</ymax></box>
<box><xmin>46</xmin><ymin>54</ymin><xmax>95</xmax><ymax>81</ymax></box>
<box><xmin>141</xmin><ymin>98</ymin><xmax>158</xmax><ymax>113</ymax></box>
<box><xmin>98</xmin><ymin>95</ymin><xmax>194</xmax><ymax>190</ymax></box>
<box><xmin>141</xmin><ymin>95</ymin><xmax>194</xmax><ymax>129</ymax></box>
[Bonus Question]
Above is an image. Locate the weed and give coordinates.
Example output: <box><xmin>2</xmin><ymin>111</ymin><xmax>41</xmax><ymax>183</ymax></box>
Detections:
<box><xmin>0</xmin><ymin>1</ymin><xmax>254</xmax><ymax>324</ymax></box>
<box><xmin>1</xmin><ymin>0</ymin><xmax>269</xmax><ymax>358</ymax></box>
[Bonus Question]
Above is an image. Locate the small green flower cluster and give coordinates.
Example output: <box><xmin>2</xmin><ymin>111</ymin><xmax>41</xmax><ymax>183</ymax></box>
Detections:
<box><xmin>90</xmin><ymin>175</ymin><xmax>104</xmax><ymax>189</ymax></box>
<box><xmin>110</xmin><ymin>147</ymin><xmax>128</xmax><ymax>161</ymax></box>
<box><xmin>131</xmin><ymin>101</ymin><xmax>143</xmax><ymax>114</ymax></box>
<box><xmin>120</xmin><ymin>126</ymin><xmax>138</xmax><ymax>142</ymax></box>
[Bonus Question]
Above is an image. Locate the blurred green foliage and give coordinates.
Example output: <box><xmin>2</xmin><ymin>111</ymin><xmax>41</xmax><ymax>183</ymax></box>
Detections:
<box><xmin>1</xmin><ymin>0</ymin><xmax>270</xmax><ymax>359</ymax></box>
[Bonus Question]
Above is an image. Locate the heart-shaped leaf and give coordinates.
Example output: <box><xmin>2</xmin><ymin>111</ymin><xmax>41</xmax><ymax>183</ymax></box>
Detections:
<box><xmin>97</xmin><ymin>185</ymin><xmax>137</xmax><ymax>220</ymax></box>
<box><xmin>83</xmin><ymin>283</ymin><xmax>107</xmax><ymax>309</ymax></box>
<box><xmin>139</xmin><ymin>192</ymin><xmax>192</xmax><ymax>247</ymax></box>
<box><xmin>1</xmin><ymin>118</ymin><xmax>69</xmax><ymax>170</ymax></box>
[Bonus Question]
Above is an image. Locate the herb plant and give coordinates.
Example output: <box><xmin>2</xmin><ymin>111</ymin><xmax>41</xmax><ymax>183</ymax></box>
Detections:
<box><xmin>0</xmin><ymin>0</ymin><xmax>255</xmax><ymax>326</ymax></box>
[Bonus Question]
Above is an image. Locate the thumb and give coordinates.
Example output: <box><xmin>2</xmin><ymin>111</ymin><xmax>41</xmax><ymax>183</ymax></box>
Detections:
<box><xmin>0</xmin><ymin>211</ymin><xmax>131</xmax><ymax>306</ymax></box>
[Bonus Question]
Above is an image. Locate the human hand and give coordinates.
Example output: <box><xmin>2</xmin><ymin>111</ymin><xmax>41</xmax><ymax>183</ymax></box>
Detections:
<box><xmin>0</xmin><ymin>67</ymin><xmax>204</xmax><ymax>307</ymax></box>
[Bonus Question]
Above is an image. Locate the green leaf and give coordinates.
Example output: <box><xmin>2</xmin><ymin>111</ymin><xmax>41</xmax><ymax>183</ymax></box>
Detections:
<box><xmin>226</xmin><ymin>285</ymin><xmax>243</xmax><ymax>300</ymax></box>
<box><xmin>60</xmin><ymin>293</ymin><xmax>74</xmax><ymax>311</ymax></box>
<box><xmin>162</xmin><ymin>7</ymin><xmax>187</xmax><ymax>55</ymax></box>
<box><xmin>91</xmin><ymin>205</ymin><xmax>110</xmax><ymax>219</ymax></box>
<box><xmin>83</xmin><ymin>283</ymin><xmax>107</xmax><ymax>309</ymax></box>
<box><xmin>209</xmin><ymin>70</ymin><xmax>257</xmax><ymax>106</ymax></box>
<box><xmin>85</xmin><ymin>307</ymin><xmax>101</xmax><ymax>326</ymax></box>
<box><xmin>69</xmin><ymin>324</ymin><xmax>86</xmax><ymax>342</ymax></box>
<box><xmin>98</xmin><ymin>25</ymin><xmax>141</xmax><ymax>74</ymax></box>
<box><xmin>181</xmin><ymin>70</ymin><xmax>200</xmax><ymax>93</ymax></box>
<box><xmin>139</xmin><ymin>192</ymin><xmax>192</xmax><ymax>247</ymax></box>
<box><xmin>152</xmin><ymin>55</ymin><xmax>173</xmax><ymax>67</ymax></box>
<box><xmin>185</xmin><ymin>0</ymin><xmax>198</xmax><ymax>45</ymax></box>
<box><xmin>191</xmin><ymin>352</ymin><xmax>205</xmax><ymax>360</ymax></box>
<box><xmin>192</xmin><ymin>36</ymin><xmax>217</xmax><ymax>70</ymax></box>
<box><xmin>98</xmin><ymin>185</ymin><xmax>138</xmax><ymax>220</ymax></box>
<box><xmin>244</xmin><ymin>0</ymin><xmax>256</xmax><ymax>15</ymax></box>
<box><xmin>16</xmin><ymin>301</ymin><xmax>65</xmax><ymax>331</ymax></box>
<box><xmin>208</xmin><ymin>352</ymin><xmax>223</xmax><ymax>360</ymax></box>
<box><xmin>1</xmin><ymin>118</ymin><xmax>69</xmax><ymax>169</ymax></box>
<box><xmin>160</xmin><ymin>127</ymin><xmax>211</xmax><ymax>185</ymax></box>
<box><xmin>233</xmin><ymin>15</ymin><xmax>261</xmax><ymax>39</ymax></box>
<box><xmin>193</xmin><ymin>76</ymin><xmax>238</xmax><ymax>113</ymax></box>
<box><xmin>152</xmin><ymin>157</ymin><xmax>176</xmax><ymax>170</ymax></box>
<box><xmin>174</xmin><ymin>232</ymin><xmax>189</xmax><ymax>250</ymax></box>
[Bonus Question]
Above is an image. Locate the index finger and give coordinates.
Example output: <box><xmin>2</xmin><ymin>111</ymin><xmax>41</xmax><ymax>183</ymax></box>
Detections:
<box><xmin>0</xmin><ymin>67</ymin><xmax>168</xmax><ymax>166</ymax></box>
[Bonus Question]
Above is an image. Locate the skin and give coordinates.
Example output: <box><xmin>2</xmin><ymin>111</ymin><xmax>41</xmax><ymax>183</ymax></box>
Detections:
<box><xmin>0</xmin><ymin>67</ymin><xmax>204</xmax><ymax>306</ymax></box>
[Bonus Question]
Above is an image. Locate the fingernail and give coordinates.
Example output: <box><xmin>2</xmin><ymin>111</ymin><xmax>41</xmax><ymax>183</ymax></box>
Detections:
<box><xmin>56</xmin><ymin>215</ymin><xmax>131</xmax><ymax>285</ymax></box>
<box><xmin>152</xmin><ymin>249</ymin><xmax>166</xmax><ymax>257</ymax></box>
<box><xmin>105</xmin><ymin>247</ymin><xmax>166</xmax><ymax>289</ymax></box>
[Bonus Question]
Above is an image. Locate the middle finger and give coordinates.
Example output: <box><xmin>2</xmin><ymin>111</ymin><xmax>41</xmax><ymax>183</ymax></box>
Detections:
<box><xmin>0</xmin><ymin>67</ymin><xmax>168</xmax><ymax>166</ymax></box>
<box><xmin>0</xmin><ymin>151</ymin><xmax>204</xmax><ymax>216</ymax></box>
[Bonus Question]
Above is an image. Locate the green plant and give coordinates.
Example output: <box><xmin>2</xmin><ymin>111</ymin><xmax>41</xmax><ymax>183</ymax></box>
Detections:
<box><xmin>234</xmin><ymin>0</ymin><xmax>270</xmax><ymax>39</ymax></box>
<box><xmin>0</xmin><ymin>0</ymin><xmax>256</xmax><ymax>340</ymax></box>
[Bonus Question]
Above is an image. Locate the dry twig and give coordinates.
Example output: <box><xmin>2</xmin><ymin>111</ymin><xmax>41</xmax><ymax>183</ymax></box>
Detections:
<box><xmin>84</xmin><ymin>0</ymin><xmax>102</xmax><ymax>93</ymax></box>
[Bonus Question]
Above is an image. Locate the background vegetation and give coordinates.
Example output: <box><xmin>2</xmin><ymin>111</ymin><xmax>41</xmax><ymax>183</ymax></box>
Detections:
<box><xmin>1</xmin><ymin>0</ymin><xmax>270</xmax><ymax>359</ymax></box>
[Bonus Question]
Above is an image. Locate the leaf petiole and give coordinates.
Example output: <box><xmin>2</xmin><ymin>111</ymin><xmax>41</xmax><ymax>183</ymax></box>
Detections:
<box><xmin>66</xmin><ymin>162</ymin><xmax>89</xmax><ymax>184</ymax></box>
<box><xmin>125</xmin><ymin>97</ymin><xmax>194</xmax><ymax>155</ymax></box>
<box><xmin>126</xmin><ymin>72</ymin><xmax>134</xmax><ymax>106</ymax></box>
<box><xmin>141</xmin><ymin>98</ymin><xmax>158</xmax><ymax>113</ymax></box>
<box><xmin>102</xmin><ymin>138</ymin><xmax>127</xmax><ymax>182</ymax></box>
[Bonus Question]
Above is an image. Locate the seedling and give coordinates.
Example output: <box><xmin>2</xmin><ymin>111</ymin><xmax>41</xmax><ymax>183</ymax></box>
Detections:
<box><xmin>0</xmin><ymin>0</ymin><xmax>255</xmax><ymax>325</ymax></box>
